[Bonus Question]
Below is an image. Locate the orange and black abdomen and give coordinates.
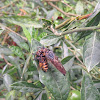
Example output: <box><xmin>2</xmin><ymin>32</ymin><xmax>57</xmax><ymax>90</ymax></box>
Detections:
<box><xmin>42</xmin><ymin>61</ymin><xmax>48</xmax><ymax>72</ymax></box>
<box><xmin>39</xmin><ymin>57</ymin><xmax>48</xmax><ymax>72</ymax></box>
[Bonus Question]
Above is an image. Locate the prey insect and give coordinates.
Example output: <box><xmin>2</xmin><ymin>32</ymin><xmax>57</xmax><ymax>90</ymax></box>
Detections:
<box><xmin>35</xmin><ymin>47</ymin><xmax>66</xmax><ymax>76</ymax></box>
<box><xmin>35</xmin><ymin>48</ymin><xmax>48</xmax><ymax>72</ymax></box>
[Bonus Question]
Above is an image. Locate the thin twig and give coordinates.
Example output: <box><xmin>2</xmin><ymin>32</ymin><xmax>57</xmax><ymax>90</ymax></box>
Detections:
<box><xmin>1</xmin><ymin>54</ymin><xmax>12</xmax><ymax>66</ymax></box>
<box><xmin>47</xmin><ymin>2</ymin><xmax>77</xmax><ymax>17</ymax></box>
<box><xmin>85</xmin><ymin>0</ymin><xmax>95</xmax><ymax>7</ymax></box>
<box><xmin>61</xmin><ymin>0</ymin><xmax>74</xmax><ymax>10</ymax></box>
<box><xmin>55</xmin><ymin>18</ymin><xmax>70</xmax><ymax>29</ymax></box>
<box><xmin>1</xmin><ymin>33</ymin><xmax>8</xmax><ymax>45</ymax></box>
<box><xmin>67</xmin><ymin>40</ymin><xmax>100</xmax><ymax>80</ymax></box>
<box><xmin>65</xmin><ymin>39</ymin><xmax>82</xmax><ymax>56</ymax></box>
<box><xmin>70</xmin><ymin>86</ymin><xmax>76</xmax><ymax>90</ymax></box>
<box><xmin>55</xmin><ymin>25</ymin><xmax>100</xmax><ymax>36</ymax></box>
<box><xmin>0</xmin><ymin>23</ymin><xmax>27</xmax><ymax>41</ymax></box>
<box><xmin>75</xmin><ymin>62</ymin><xmax>100</xmax><ymax>80</ymax></box>
<box><xmin>55</xmin><ymin>13</ymin><xmax>92</xmax><ymax>29</ymax></box>
<box><xmin>68</xmin><ymin>47</ymin><xmax>86</xmax><ymax>69</ymax></box>
<box><xmin>0</xmin><ymin>0</ymin><xmax>19</xmax><ymax>10</ymax></box>
<box><xmin>74</xmin><ymin>62</ymin><xmax>86</xmax><ymax>69</ymax></box>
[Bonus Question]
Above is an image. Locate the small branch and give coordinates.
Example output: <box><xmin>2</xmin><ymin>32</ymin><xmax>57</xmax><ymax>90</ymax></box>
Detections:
<box><xmin>61</xmin><ymin>0</ymin><xmax>74</xmax><ymax>10</ymax></box>
<box><xmin>47</xmin><ymin>2</ymin><xmax>77</xmax><ymax>17</ymax></box>
<box><xmin>65</xmin><ymin>39</ymin><xmax>82</xmax><ymax>57</ymax></box>
<box><xmin>68</xmin><ymin>47</ymin><xmax>86</xmax><ymax>70</ymax></box>
<box><xmin>0</xmin><ymin>23</ymin><xmax>27</xmax><ymax>41</ymax></box>
<box><xmin>1</xmin><ymin>54</ymin><xmax>12</xmax><ymax>66</ymax></box>
<box><xmin>75</xmin><ymin>62</ymin><xmax>100</xmax><ymax>80</ymax></box>
<box><xmin>2</xmin><ymin>33</ymin><xmax>8</xmax><ymax>45</ymax></box>
<box><xmin>55</xmin><ymin>18</ymin><xmax>70</xmax><ymax>29</ymax></box>
<box><xmin>50</xmin><ymin>25</ymin><xmax>59</xmax><ymax>35</ymax></box>
<box><xmin>70</xmin><ymin>86</ymin><xmax>76</xmax><ymax>90</ymax></box>
<box><xmin>85</xmin><ymin>0</ymin><xmax>95</xmax><ymax>7</ymax></box>
<box><xmin>55</xmin><ymin>25</ymin><xmax>100</xmax><ymax>36</ymax></box>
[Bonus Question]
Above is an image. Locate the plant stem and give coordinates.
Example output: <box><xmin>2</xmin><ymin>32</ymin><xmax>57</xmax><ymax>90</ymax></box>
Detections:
<box><xmin>65</xmin><ymin>39</ymin><xmax>82</xmax><ymax>56</ymax></box>
<box><xmin>21</xmin><ymin>51</ymin><xmax>32</xmax><ymax>80</ymax></box>
<box><xmin>55</xmin><ymin>25</ymin><xmax>100</xmax><ymax>36</ymax></box>
<box><xmin>1</xmin><ymin>54</ymin><xmax>12</xmax><ymax>66</ymax></box>
<box><xmin>0</xmin><ymin>23</ymin><xmax>27</xmax><ymax>41</ymax></box>
<box><xmin>47</xmin><ymin>2</ymin><xmax>77</xmax><ymax>17</ymax></box>
<box><xmin>61</xmin><ymin>0</ymin><xmax>74</xmax><ymax>10</ymax></box>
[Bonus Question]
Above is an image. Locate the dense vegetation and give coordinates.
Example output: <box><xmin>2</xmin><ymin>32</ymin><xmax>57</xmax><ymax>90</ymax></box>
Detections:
<box><xmin>0</xmin><ymin>0</ymin><xmax>100</xmax><ymax>100</ymax></box>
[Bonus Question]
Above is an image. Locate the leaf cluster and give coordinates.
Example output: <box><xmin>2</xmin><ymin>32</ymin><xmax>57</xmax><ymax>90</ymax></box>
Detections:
<box><xmin>0</xmin><ymin>0</ymin><xmax>100</xmax><ymax>100</ymax></box>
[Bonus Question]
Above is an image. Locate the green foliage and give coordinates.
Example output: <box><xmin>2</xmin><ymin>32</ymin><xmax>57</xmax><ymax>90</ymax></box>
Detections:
<box><xmin>83</xmin><ymin>31</ymin><xmax>100</xmax><ymax>72</ymax></box>
<box><xmin>10</xmin><ymin>46</ymin><xmax>25</xmax><ymax>60</ymax></box>
<box><xmin>39</xmin><ymin>67</ymin><xmax>70</xmax><ymax>100</ymax></box>
<box><xmin>22</xmin><ymin>26</ymin><xmax>32</xmax><ymax>42</ymax></box>
<box><xmin>9</xmin><ymin>32</ymin><xmax>29</xmax><ymax>51</ymax></box>
<box><xmin>81</xmin><ymin>73</ymin><xmax>100</xmax><ymax>100</ymax></box>
<box><xmin>40</xmin><ymin>35</ymin><xmax>62</xmax><ymax>46</ymax></box>
<box><xmin>0</xmin><ymin>0</ymin><xmax>100</xmax><ymax>100</ymax></box>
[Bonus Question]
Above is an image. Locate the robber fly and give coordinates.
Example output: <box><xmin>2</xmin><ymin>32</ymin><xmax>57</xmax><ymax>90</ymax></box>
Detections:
<box><xmin>35</xmin><ymin>47</ymin><xmax>66</xmax><ymax>76</ymax></box>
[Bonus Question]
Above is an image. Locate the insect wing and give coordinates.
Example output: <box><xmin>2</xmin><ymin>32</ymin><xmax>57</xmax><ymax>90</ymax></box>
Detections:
<box><xmin>45</xmin><ymin>50</ymin><xmax>66</xmax><ymax>76</ymax></box>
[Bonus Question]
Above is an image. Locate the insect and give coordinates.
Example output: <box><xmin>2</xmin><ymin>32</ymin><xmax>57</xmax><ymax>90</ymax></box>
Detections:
<box><xmin>35</xmin><ymin>47</ymin><xmax>66</xmax><ymax>76</ymax></box>
<box><xmin>39</xmin><ymin>57</ymin><xmax>48</xmax><ymax>72</ymax></box>
<box><xmin>35</xmin><ymin>48</ymin><xmax>48</xmax><ymax>72</ymax></box>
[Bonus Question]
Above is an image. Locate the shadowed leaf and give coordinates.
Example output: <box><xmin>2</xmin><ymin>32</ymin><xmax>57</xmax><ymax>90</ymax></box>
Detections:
<box><xmin>38</xmin><ymin>63</ymin><xmax>70</xmax><ymax>100</ymax></box>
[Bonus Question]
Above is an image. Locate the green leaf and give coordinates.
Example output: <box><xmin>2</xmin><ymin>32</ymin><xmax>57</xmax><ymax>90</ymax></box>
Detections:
<box><xmin>61</xmin><ymin>56</ymin><xmax>74</xmax><ymax>71</ymax></box>
<box><xmin>3</xmin><ymin>56</ymin><xmax>22</xmax><ymax>75</ymax></box>
<box><xmin>42</xmin><ymin>18</ymin><xmax>53</xmax><ymax>26</ymax></box>
<box><xmin>32</xmin><ymin>28</ymin><xmax>38</xmax><ymax>40</ymax></box>
<box><xmin>32</xmin><ymin>28</ymin><xmax>47</xmax><ymax>41</ymax></box>
<box><xmin>41</xmin><ymin>93</ymin><xmax>48</xmax><ymax>100</ymax></box>
<box><xmin>81</xmin><ymin>73</ymin><xmax>100</xmax><ymax>100</ymax></box>
<box><xmin>31</xmin><ymin>39</ymin><xmax>42</xmax><ymax>53</ymax></box>
<box><xmin>61</xmin><ymin>56</ymin><xmax>74</xmax><ymax>65</ymax></box>
<box><xmin>0</xmin><ymin>47</ymin><xmax>12</xmax><ymax>55</ymax></box>
<box><xmin>2</xmin><ymin>65</ymin><xmax>8</xmax><ymax>74</ymax></box>
<box><xmin>0</xmin><ymin>28</ymin><xmax>4</xmax><ymax>34</ymax></box>
<box><xmin>22</xmin><ymin>26</ymin><xmax>32</xmax><ymax>42</ymax></box>
<box><xmin>37</xmin><ymin>32</ymin><xmax>47</xmax><ymax>41</ymax></box>
<box><xmin>62</xmin><ymin>42</ymin><xmax>68</xmax><ymax>58</ymax></box>
<box><xmin>76</xmin><ymin>4</ymin><xmax>100</xmax><ymax>40</ymax></box>
<box><xmin>83</xmin><ymin>31</ymin><xmax>100</xmax><ymax>72</ymax></box>
<box><xmin>3</xmin><ymin>74</ymin><xmax>13</xmax><ymax>91</ymax></box>
<box><xmin>21</xmin><ymin>52</ymin><xmax>32</xmax><ymax>80</ymax></box>
<box><xmin>9</xmin><ymin>32</ymin><xmax>29</xmax><ymax>51</ymax></box>
<box><xmin>33</xmin><ymin>0</ymin><xmax>44</xmax><ymax>7</ymax></box>
<box><xmin>10</xmin><ymin>46</ymin><xmax>25</xmax><ymax>60</ymax></box>
<box><xmin>75</xmin><ymin>1</ymin><xmax>84</xmax><ymax>15</ymax></box>
<box><xmin>6</xmin><ymin>90</ymin><xmax>16</xmax><ymax>100</ymax></box>
<box><xmin>39</xmin><ymin>64</ymin><xmax>70</xmax><ymax>100</ymax></box>
<box><xmin>11</xmin><ymin>81</ymin><xmax>42</xmax><ymax>93</ymax></box>
<box><xmin>4</xmin><ymin>15</ymin><xmax>43</xmax><ymax>28</ymax></box>
<box><xmin>20</xmin><ymin>42</ymin><xmax>29</xmax><ymax>51</ymax></box>
<box><xmin>40</xmin><ymin>35</ymin><xmax>61</xmax><ymax>46</ymax></box>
